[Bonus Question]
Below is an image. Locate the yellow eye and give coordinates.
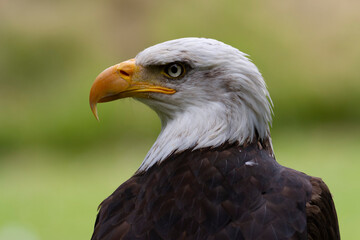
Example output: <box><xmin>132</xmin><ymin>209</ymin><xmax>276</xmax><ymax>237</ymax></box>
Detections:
<box><xmin>164</xmin><ymin>63</ymin><xmax>185</xmax><ymax>78</ymax></box>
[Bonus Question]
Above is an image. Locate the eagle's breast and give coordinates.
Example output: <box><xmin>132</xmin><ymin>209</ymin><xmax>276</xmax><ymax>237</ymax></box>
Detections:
<box><xmin>92</xmin><ymin>141</ymin><xmax>313</xmax><ymax>240</ymax></box>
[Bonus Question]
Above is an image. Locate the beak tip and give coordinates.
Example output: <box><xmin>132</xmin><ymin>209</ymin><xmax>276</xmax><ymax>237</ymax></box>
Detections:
<box><xmin>90</xmin><ymin>103</ymin><xmax>100</xmax><ymax>122</ymax></box>
<box><xmin>95</xmin><ymin>114</ymin><xmax>100</xmax><ymax>122</ymax></box>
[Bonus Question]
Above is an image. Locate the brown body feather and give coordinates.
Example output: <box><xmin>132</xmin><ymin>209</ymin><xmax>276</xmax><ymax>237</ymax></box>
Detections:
<box><xmin>91</xmin><ymin>141</ymin><xmax>340</xmax><ymax>240</ymax></box>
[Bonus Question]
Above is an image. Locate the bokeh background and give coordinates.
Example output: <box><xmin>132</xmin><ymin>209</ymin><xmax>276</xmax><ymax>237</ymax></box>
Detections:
<box><xmin>0</xmin><ymin>0</ymin><xmax>359</xmax><ymax>239</ymax></box>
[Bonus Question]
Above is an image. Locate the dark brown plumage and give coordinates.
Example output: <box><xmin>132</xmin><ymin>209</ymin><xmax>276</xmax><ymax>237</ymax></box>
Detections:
<box><xmin>91</xmin><ymin>140</ymin><xmax>340</xmax><ymax>240</ymax></box>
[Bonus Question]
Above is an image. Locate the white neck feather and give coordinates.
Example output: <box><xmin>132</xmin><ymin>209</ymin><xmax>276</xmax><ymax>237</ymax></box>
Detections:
<box><xmin>137</xmin><ymin>100</ymin><xmax>271</xmax><ymax>172</ymax></box>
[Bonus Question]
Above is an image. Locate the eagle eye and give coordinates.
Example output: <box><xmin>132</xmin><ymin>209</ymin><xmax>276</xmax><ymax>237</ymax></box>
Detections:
<box><xmin>163</xmin><ymin>63</ymin><xmax>185</xmax><ymax>79</ymax></box>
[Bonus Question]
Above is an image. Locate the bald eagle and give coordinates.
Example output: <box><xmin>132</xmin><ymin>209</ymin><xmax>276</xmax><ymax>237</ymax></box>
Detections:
<box><xmin>89</xmin><ymin>38</ymin><xmax>340</xmax><ymax>240</ymax></box>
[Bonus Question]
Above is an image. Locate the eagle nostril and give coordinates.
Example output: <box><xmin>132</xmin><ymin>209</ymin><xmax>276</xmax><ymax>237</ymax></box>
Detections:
<box><xmin>120</xmin><ymin>70</ymin><xmax>130</xmax><ymax>77</ymax></box>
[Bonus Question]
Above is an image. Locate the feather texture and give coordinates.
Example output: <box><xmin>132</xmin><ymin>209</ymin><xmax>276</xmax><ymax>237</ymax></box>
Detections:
<box><xmin>91</xmin><ymin>141</ymin><xmax>339</xmax><ymax>240</ymax></box>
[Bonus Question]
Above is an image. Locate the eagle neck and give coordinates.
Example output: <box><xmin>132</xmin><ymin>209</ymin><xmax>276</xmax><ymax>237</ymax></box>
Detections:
<box><xmin>137</xmin><ymin>102</ymin><xmax>273</xmax><ymax>172</ymax></box>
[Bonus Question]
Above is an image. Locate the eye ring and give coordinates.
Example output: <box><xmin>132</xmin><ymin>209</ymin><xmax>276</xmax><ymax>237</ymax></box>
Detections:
<box><xmin>163</xmin><ymin>63</ymin><xmax>185</xmax><ymax>79</ymax></box>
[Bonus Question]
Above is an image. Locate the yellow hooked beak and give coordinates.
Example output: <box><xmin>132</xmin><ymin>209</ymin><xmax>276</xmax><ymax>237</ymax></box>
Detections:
<box><xmin>89</xmin><ymin>59</ymin><xmax>176</xmax><ymax>120</ymax></box>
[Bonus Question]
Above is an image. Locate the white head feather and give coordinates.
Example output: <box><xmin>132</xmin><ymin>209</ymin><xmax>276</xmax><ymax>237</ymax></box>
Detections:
<box><xmin>134</xmin><ymin>38</ymin><xmax>273</xmax><ymax>172</ymax></box>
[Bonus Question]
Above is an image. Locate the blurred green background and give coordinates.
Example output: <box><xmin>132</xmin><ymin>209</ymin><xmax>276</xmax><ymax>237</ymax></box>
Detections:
<box><xmin>0</xmin><ymin>0</ymin><xmax>359</xmax><ymax>239</ymax></box>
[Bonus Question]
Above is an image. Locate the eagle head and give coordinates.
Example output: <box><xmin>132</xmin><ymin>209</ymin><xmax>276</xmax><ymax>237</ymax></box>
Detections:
<box><xmin>90</xmin><ymin>38</ymin><xmax>273</xmax><ymax>171</ymax></box>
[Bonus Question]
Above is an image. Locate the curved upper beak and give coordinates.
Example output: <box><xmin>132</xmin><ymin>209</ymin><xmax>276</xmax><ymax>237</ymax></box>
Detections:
<box><xmin>89</xmin><ymin>58</ymin><xmax>176</xmax><ymax>121</ymax></box>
